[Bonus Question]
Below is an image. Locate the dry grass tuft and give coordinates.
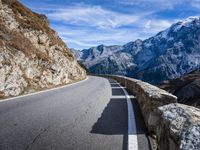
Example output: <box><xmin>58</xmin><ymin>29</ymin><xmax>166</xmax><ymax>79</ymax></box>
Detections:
<box><xmin>0</xmin><ymin>22</ymin><xmax>50</xmax><ymax>60</ymax></box>
<box><xmin>1</xmin><ymin>0</ymin><xmax>75</xmax><ymax>60</ymax></box>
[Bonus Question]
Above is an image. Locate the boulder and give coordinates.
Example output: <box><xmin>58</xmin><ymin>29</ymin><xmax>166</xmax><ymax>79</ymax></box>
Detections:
<box><xmin>157</xmin><ymin>103</ymin><xmax>200</xmax><ymax>150</ymax></box>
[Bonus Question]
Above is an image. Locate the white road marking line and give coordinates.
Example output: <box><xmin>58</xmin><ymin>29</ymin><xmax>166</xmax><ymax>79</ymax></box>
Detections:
<box><xmin>117</xmin><ymin>81</ymin><xmax>138</xmax><ymax>150</ymax></box>
<box><xmin>111</xmin><ymin>86</ymin><xmax>126</xmax><ymax>89</ymax></box>
<box><xmin>111</xmin><ymin>95</ymin><xmax>135</xmax><ymax>99</ymax></box>
<box><xmin>0</xmin><ymin>76</ymin><xmax>88</xmax><ymax>103</ymax></box>
<box><xmin>110</xmin><ymin>83</ymin><xmax>120</xmax><ymax>85</ymax></box>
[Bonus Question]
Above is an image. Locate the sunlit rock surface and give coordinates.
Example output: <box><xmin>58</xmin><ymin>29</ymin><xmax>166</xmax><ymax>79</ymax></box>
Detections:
<box><xmin>0</xmin><ymin>0</ymin><xmax>86</xmax><ymax>97</ymax></box>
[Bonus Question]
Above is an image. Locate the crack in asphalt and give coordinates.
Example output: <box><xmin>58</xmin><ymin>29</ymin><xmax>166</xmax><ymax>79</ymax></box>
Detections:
<box><xmin>24</xmin><ymin>127</ymin><xmax>49</xmax><ymax>150</ymax></box>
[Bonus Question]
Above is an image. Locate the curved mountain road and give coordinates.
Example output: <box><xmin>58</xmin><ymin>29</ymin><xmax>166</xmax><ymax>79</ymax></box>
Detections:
<box><xmin>0</xmin><ymin>76</ymin><xmax>150</xmax><ymax>150</ymax></box>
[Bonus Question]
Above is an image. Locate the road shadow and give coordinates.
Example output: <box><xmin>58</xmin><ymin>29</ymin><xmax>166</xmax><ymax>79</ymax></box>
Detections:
<box><xmin>112</xmin><ymin>88</ymin><xmax>126</xmax><ymax>96</ymax></box>
<box><xmin>90</xmin><ymin>98</ymin><xmax>127</xmax><ymax>135</ymax></box>
<box><xmin>91</xmin><ymin>78</ymin><xmax>151</xmax><ymax>150</ymax></box>
<box><xmin>110</xmin><ymin>83</ymin><xmax>121</xmax><ymax>87</ymax></box>
<box><xmin>91</xmin><ymin>96</ymin><xmax>128</xmax><ymax>150</ymax></box>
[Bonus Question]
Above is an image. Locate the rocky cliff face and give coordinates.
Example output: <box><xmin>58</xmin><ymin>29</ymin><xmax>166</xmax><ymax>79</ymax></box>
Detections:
<box><xmin>0</xmin><ymin>0</ymin><xmax>86</xmax><ymax>98</ymax></box>
<box><xmin>74</xmin><ymin>17</ymin><xmax>200</xmax><ymax>84</ymax></box>
<box><xmin>159</xmin><ymin>69</ymin><xmax>200</xmax><ymax>108</ymax></box>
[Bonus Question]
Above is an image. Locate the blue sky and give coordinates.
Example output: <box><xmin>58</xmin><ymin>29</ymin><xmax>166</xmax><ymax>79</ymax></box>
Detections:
<box><xmin>20</xmin><ymin>0</ymin><xmax>200</xmax><ymax>49</ymax></box>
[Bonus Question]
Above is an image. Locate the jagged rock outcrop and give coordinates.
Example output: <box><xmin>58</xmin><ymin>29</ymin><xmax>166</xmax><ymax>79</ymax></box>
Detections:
<box><xmin>157</xmin><ymin>103</ymin><xmax>200</xmax><ymax>150</ymax></box>
<box><xmin>0</xmin><ymin>0</ymin><xmax>86</xmax><ymax>97</ymax></box>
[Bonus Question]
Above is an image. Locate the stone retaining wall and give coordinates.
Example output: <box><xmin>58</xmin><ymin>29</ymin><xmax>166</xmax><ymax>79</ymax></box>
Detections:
<box><xmin>101</xmin><ymin>75</ymin><xmax>200</xmax><ymax>150</ymax></box>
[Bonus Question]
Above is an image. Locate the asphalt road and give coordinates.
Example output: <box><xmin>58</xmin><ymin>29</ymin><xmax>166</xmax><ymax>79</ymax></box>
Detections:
<box><xmin>0</xmin><ymin>76</ymin><xmax>150</xmax><ymax>150</ymax></box>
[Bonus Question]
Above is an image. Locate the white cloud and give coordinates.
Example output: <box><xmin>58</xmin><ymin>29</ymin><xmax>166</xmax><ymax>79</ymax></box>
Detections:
<box><xmin>22</xmin><ymin>0</ymin><xmax>200</xmax><ymax>49</ymax></box>
<box><xmin>47</xmin><ymin>4</ymin><xmax>149</xmax><ymax>29</ymax></box>
<box><xmin>118</xmin><ymin>0</ymin><xmax>181</xmax><ymax>10</ymax></box>
<box><xmin>52</xmin><ymin>17</ymin><xmax>174</xmax><ymax>49</ymax></box>
<box><xmin>52</xmin><ymin>24</ymin><xmax>139</xmax><ymax>49</ymax></box>
<box><xmin>144</xmin><ymin>19</ymin><xmax>172</xmax><ymax>31</ymax></box>
<box><xmin>45</xmin><ymin>3</ymin><xmax>175</xmax><ymax>49</ymax></box>
<box><xmin>65</xmin><ymin>39</ymin><xmax>95</xmax><ymax>48</ymax></box>
<box><xmin>145</xmin><ymin>20</ymin><xmax>151</xmax><ymax>29</ymax></box>
<box><xmin>191</xmin><ymin>0</ymin><xmax>200</xmax><ymax>8</ymax></box>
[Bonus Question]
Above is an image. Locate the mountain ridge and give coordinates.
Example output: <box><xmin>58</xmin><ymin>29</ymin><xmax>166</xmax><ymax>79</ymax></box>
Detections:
<box><xmin>73</xmin><ymin>16</ymin><xmax>200</xmax><ymax>84</ymax></box>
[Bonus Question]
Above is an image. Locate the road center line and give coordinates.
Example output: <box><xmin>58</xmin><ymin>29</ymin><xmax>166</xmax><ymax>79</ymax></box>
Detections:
<box><xmin>117</xmin><ymin>81</ymin><xmax>138</xmax><ymax>150</ymax></box>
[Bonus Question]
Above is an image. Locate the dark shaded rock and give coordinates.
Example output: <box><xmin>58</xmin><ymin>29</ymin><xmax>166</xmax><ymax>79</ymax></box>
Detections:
<box><xmin>160</xmin><ymin>69</ymin><xmax>200</xmax><ymax>108</ymax></box>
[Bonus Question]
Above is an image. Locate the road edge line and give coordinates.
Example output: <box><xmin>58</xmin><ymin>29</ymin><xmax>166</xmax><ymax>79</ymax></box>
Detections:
<box><xmin>119</xmin><ymin>82</ymin><xmax>138</xmax><ymax>150</ymax></box>
<box><xmin>0</xmin><ymin>76</ymin><xmax>88</xmax><ymax>103</ymax></box>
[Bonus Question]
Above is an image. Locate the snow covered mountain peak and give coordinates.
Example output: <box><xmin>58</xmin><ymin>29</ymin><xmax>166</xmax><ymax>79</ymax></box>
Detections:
<box><xmin>171</xmin><ymin>16</ymin><xmax>200</xmax><ymax>32</ymax></box>
<box><xmin>180</xmin><ymin>16</ymin><xmax>200</xmax><ymax>25</ymax></box>
<box><xmin>73</xmin><ymin>16</ymin><xmax>200</xmax><ymax>84</ymax></box>
<box><xmin>154</xmin><ymin>16</ymin><xmax>200</xmax><ymax>40</ymax></box>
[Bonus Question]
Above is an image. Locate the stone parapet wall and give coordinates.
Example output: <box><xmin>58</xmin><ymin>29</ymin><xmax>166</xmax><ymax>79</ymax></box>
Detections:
<box><xmin>101</xmin><ymin>75</ymin><xmax>200</xmax><ymax>150</ymax></box>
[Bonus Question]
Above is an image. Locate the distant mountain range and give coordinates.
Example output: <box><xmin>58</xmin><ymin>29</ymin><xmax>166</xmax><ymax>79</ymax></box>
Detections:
<box><xmin>72</xmin><ymin>17</ymin><xmax>200</xmax><ymax>84</ymax></box>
